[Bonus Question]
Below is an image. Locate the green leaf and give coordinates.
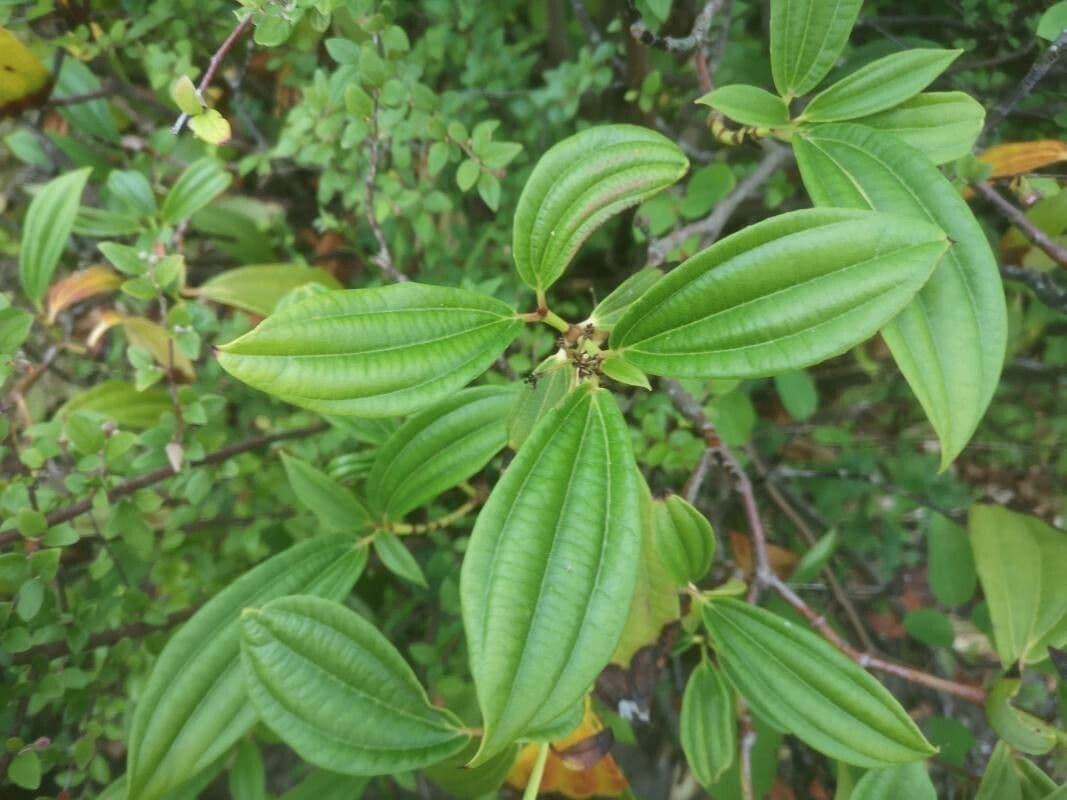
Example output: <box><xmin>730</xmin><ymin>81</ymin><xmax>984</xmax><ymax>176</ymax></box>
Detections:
<box><xmin>367</xmin><ymin>386</ymin><xmax>515</xmax><ymax>522</ymax></box>
<box><xmin>975</xmin><ymin>741</ymin><xmax>1022</xmax><ymax>800</ymax></box>
<box><xmin>229</xmin><ymin>740</ymin><xmax>265</xmax><ymax>800</ymax></box>
<box><xmin>800</xmin><ymin>49</ymin><xmax>962</xmax><ymax>123</ymax></box>
<box><xmin>850</xmin><ymin>763</ymin><xmax>936</xmax><ymax>800</ymax></box>
<box><xmin>588</xmin><ymin>268</ymin><xmax>663</xmax><ymax>330</ymax></box>
<box><xmin>902</xmin><ymin>609</ymin><xmax>954</xmax><ymax>649</ymax></box>
<box><xmin>610</xmin><ymin>208</ymin><xmax>948</xmax><ymax>380</ymax></box>
<box><xmin>217</xmin><ymin>283</ymin><xmax>522</xmax><ymax>418</ymax></box>
<box><xmin>281</xmin><ymin>454</ymin><xmax>371</xmax><ymax>532</ymax></box>
<box><xmin>680</xmin><ymin>660</ymin><xmax>736</xmax><ymax>787</ymax></box>
<box><xmin>985</xmin><ymin>678</ymin><xmax>1061</xmax><ymax>756</ymax></box>
<box><xmin>926</xmin><ymin>513</ymin><xmax>976</xmax><ymax>606</ymax></box>
<box><xmin>794</xmin><ymin>124</ymin><xmax>1007</xmax><ymax>467</ymax></box>
<box><xmin>240</xmin><ymin>595</ymin><xmax>468</xmax><ymax>774</ymax></box>
<box><xmin>1013</xmin><ymin>755</ymin><xmax>1058</xmax><ymax>799</ymax></box>
<box><xmin>774</xmin><ymin>369</ymin><xmax>818</xmax><ymax>421</ymax></box>
<box><xmin>969</xmin><ymin>504</ymin><xmax>1067</xmax><ymax>666</ymax></box>
<box><xmin>477</xmin><ymin>171</ymin><xmax>501</xmax><ymax>211</ymax></box>
<box><xmin>171</xmin><ymin>75</ymin><xmax>203</xmax><ymax>116</ymax></box>
<box><xmin>126</xmin><ymin>536</ymin><xmax>369</xmax><ymax>800</ymax></box>
<box><xmin>791</xmin><ymin>529</ymin><xmax>838</xmax><ymax>584</ymax></box>
<box><xmin>506</xmin><ymin>363</ymin><xmax>575</xmax><ymax>450</ymax></box>
<box><xmin>512</xmin><ymin>125</ymin><xmax>687</xmax><ymax>292</ymax></box>
<box><xmin>599</xmin><ymin>355</ymin><xmax>651</xmax><ymax>390</ymax></box>
<box><xmin>278</xmin><ymin>770</ymin><xmax>368</xmax><ymax>800</ymax></box>
<box><xmin>0</xmin><ymin>307</ymin><xmax>33</xmax><ymax>356</ymax></box>
<box><xmin>696</xmin><ymin>85</ymin><xmax>790</xmax><ymax>127</ymax></box>
<box><xmin>19</xmin><ymin>167</ymin><xmax>92</xmax><ymax>305</ymax></box>
<box><xmin>770</xmin><ymin>0</ymin><xmax>862</xmax><ymax>97</ymax></box>
<box><xmin>423</xmin><ymin>739</ymin><xmax>517</xmax><ymax>798</ymax></box>
<box><xmin>653</xmin><ymin>494</ymin><xmax>715</xmax><ymax>585</ymax></box>
<box><xmin>460</xmin><ymin>384</ymin><xmax>641</xmax><ymax>763</ymax></box>
<box><xmin>7</xmin><ymin>749</ymin><xmax>41</xmax><ymax>790</ymax></box>
<box><xmin>703</xmin><ymin>598</ymin><xmax>936</xmax><ymax>767</ymax></box>
<box><xmin>1037</xmin><ymin>2</ymin><xmax>1067</xmax><ymax>40</ymax></box>
<box><xmin>188</xmin><ymin>109</ymin><xmax>232</xmax><ymax>145</ymax></box>
<box><xmin>851</xmin><ymin>92</ymin><xmax>985</xmax><ymax>165</ymax></box>
<box><xmin>58</xmin><ymin>380</ymin><xmax>171</xmax><ymax>430</ymax></box>
<box><xmin>194</xmin><ymin>263</ymin><xmax>342</xmax><ymax>316</ymax></box>
<box><xmin>456</xmin><ymin>159</ymin><xmax>479</xmax><ymax>192</ymax></box>
<box><xmin>373</xmin><ymin>533</ymin><xmax>428</xmax><ymax>587</ymax></box>
<box><xmin>107</xmin><ymin>169</ymin><xmax>157</xmax><ymax>218</ymax></box>
<box><xmin>161</xmin><ymin>158</ymin><xmax>231</xmax><ymax>223</ymax></box>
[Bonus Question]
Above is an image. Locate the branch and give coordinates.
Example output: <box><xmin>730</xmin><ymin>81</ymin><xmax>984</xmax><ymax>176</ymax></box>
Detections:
<box><xmin>647</xmin><ymin>142</ymin><xmax>792</xmax><ymax>266</ymax></box>
<box><xmin>973</xmin><ymin>182</ymin><xmax>1067</xmax><ymax>268</ymax></box>
<box><xmin>171</xmin><ymin>14</ymin><xmax>253</xmax><ymax>134</ymax></box>
<box><xmin>12</xmin><ymin>607</ymin><xmax>196</xmax><ymax>665</ymax></box>
<box><xmin>627</xmin><ymin>0</ymin><xmax>722</xmax><ymax>53</ymax></box>
<box><xmin>1001</xmin><ymin>263</ymin><xmax>1067</xmax><ymax>312</ymax></box>
<box><xmin>980</xmin><ymin>29</ymin><xmax>1067</xmax><ymax>145</ymax></box>
<box><xmin>661</xmin><ymin>379</ymin><xmax>989</xmax><ymax>705</ymax></box>
<box><xmin>0</xmin><ymin>422</ymin><xmax>328</xmax><ymax>547</ymax></box>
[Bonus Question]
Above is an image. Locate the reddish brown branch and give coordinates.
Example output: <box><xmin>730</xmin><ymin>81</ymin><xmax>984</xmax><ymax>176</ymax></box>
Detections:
<box><xmin>171</xmin><ymin>14</ymin><xmax>253</xmax><ymax>134</ymax></box>
<box><xmin>973</xmin><ymin>182</ymin><xmax>1067</xmax><ymax>268</ymax></box>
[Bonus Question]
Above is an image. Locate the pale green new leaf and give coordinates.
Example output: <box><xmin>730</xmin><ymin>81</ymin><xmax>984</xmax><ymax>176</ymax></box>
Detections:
<box><xmin>240</xmin><ymin>595</ymin><xmax>468</xmax><ymax>774</ymax></box>
<box><xmin>126</xmin><ymin>536</ymin><xmax>368</xmax><ymax>800</ymax></box>
<box><xmin>852</xmin><ymin>92</ymin><xmax>985</xmax><ymax>165</ymax></box>
<box><xmin>217</xmin><ymin>283</ymin><xmax>522</xmax><ymax>417</ymax></box>
<box><xmin>800</xmin><ymin>49</ymin><xmax>962</xmax><ymax>123</ymax></box>
<box><xmin>969</xmin><ymin>504</ymin><xmax>1067</xmax><ymax>666</ymax></box>
<box><xmin>610</xmin><ymin>208</ymin><xmax>948</xmax><ymax>379</ymax></box>
<box><xmin>703</xmin><ymin>598</ymin><xmax>936</xmax><ymax>767</ymax></box>
<box><xmin>193</xmin><ymin>264</ymin><xmax>341</xmax><ymax>315</ymax></box>
<box><xmin>680</xmin><ymin>660</ymin><xmax>736</xmax><ymax>787</ymax></box>
<box><xmin>161</xmin><ymin>158</ymin><xmax>231</xmax><ymax>223</ymax></box>
<box><xmin>512</xmin><ymin>125</ymin><xmax>687</xmax><ymax>292</ymax></box>
<box><xmin>506</xmin><ymin>363</ymin><xmax>575</xmax><ymax>450</ymax></box>
<box><xmin>770</xmin><ymin>0</ymin><xmax>862</xmax><ymax>97</ymax></box>
<box><xmin>850</xmin><ymin>763</ymin><xmax>936</xmax><ymax>800</ymax></box>
<box><xmin>460</xmin><ymin>384</ymin><xmax>642</xmax><ymax>763</ymax></box>
<box><xmin>19</xmin><ymin>167</ymin><xmax>92</xmax><ymax>305</ymax></box>
<box><xmin>696</xmin><ymin>85</ymin><xmax>790</xmax><ymax>128</ymax></box>
<box><xmin>653</xmin><ymin>494</ymin><xmax>716</xmax><ymax>585</ymax></box>
<box><xmin>588</xmin><ymin>268</ymin><xmax>663</xmax><ymax>330</ymax></box>
<box><xmin>794</xmin><ymin>124</ymin><xmax>1007</xmax><ymax>466</ymax></box>
<box><xmin>374</xmin><ymin>533</ymin><xmax>428</xmax><ymax>587</ymax></box>
<box><xmin>367</xmin><ymin>385</ymin><xmax>516</xmax><ymax>521</ymax></box>
<box><xmin>281</xmin><ymin>454</ymin><xmax>371</xmax><ymax>532</ymax></box>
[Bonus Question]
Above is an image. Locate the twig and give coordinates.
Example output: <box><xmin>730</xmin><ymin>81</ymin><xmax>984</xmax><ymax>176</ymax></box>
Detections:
<box><xmin>0</xmin><ymin>422</ymin><xmax>328</xmax><ymax>547</ymax></box>
<box><xmin>1001</xmin><ymin>264</ymin><xmax>1067</xmax><ymax>311</ymax></box>
<box><xmin>648</xmin><ymin>142</ymin><xmax>792</xmax><ymax>266</ymax></box>
<box><xmin>12</xmin><ymin>607</ymin><xmax>196</xmax><ymax>664</ymax></box>
<box><xmin>627</xmin><ymin>0</ymin><xmax>722</xmax><ymax>54</ymax></box>
<box><xmin>980</xmin><ymin>29</ymin><xmax>1067</xmax><ymax>145</ymax></box>
<box><xmin>737</xmin><ymin>697</ymin><xmax>756</xmax><ymax>800</ymax></box>
<box><xmin>171</xmin><ymin>14</ymin><xmax>253</xmax><ymax>135</ymax></box>
<box><xmin>364</xmin><ymin>52</ymin><xmax>407</xmax><ymax>283</ymax></box>
<box><xmin>662</xmin><ymin>379</ymin><xmax>989</xmax><ymax>705</ymax></box>
<box><xmin>973</xmin><ymin>182</ymin><xmax>1067</xmax><ymax>267</ymax></box>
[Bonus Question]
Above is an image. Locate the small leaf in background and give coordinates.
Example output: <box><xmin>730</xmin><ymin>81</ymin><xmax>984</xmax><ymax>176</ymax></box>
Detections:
<box><xmin>161</xmin><ymin>158</ymin><xmax>231</xmax><ymax>223</ymax></box>
<box><xmin>424</xmin><ymin>739</ymin><xmax>517</xmax><ymax>799</ymax></box>
<box><xmin>117</xmin><ymin>316</ymin><xmax>195</xmax><ymax>379</ymax></box>
<box><xmin>652</xmin><ymin>494</ymin><xmax>716</xmax><ymax>585</ymax></box>
<box><xmin>229</xmin><ymin>740</ymin><xmax>265</xmax><ymax>800</ymax></box>
<box><xmin>703</xmin><ymin>598</ymin><xmax>936</xmax><ymax>767</ymax></box>
<box><xmin>456</xmin><ymin>159</ymin><xmax>479</xmax><ymax>191</ymax></box>
<box><xmin>188</xmin><ymin>108</ymin><xmax>232</xmax><ymax>144</ymax></box>
<box><xmin>969</xmin><ymin>504</ymin><xmax>1067</xmax><ymax>665</ymax></box>
<box><xmin>240</xmin><ymin>595</ymin><xmax>468</xmax><ymax>774</ymax></box>
<box><xmin>192</xmin><ymin>263</ymin><xmax>341</xmax><ymax>316</ymax></box>
<box><xmin>170</xmin><ymin>75</ymin><xmax>203</xmax><ymax>116</ymax></box>
<box><xmin>902</xmin><ymin>609</ymin><xmax>954</xmax><ymax>649</ymax></box>
<box><xmin>0</xmin><ymin>26</ymin><xmax>53</xmax><ymax>115</ymax></box>
<box><xmin>774</xmin><ymin>369</ymin><xmax>818</xmax><ymax>420</ymax></box>
<box><xmin>6</xmin><ymin>749</ymin><xmax>41</xmax><ymax>790</ymax></box>
<box><xmin>277</xmin><ymin>770</ymin><xmax>368</xmax><ymax>800</ymax></box>
<box><xmin>790</xmin><ymin>529</ymin><xmax>838</xmax><ymax>584</ymax></box>
<box><xmin>984</xmin><ymin>678</ymin><xmax>1060</xmax><ymax>755</ymax></box>
<box><xmin>923</xmin><ymin>717</ymin><xmax>975</xmax><ymax>768</ymax></box>
<box><xmin>18</xmin><ymin>167</ymin><xmax>92</xmax><ymax>305</ymax></box>
<box><xmin>0</xmin><ymin>306</ymin><xmax>33</xmax><ymax>357</ymax></box>
<box><xmin>280</xmin><ymin>453</ymin><xmax>371</xmax><ymax>532</ymax></box>
<box><xmin>57</xmin><ymin>380</ymin><xmax>171</xmax><ymax>430</ymax></box>
<box><xmin>680</xmin><ymin>660</ymin><xmax>736</xmax><ymax>787</ymax></box>
<box><xmin>696</xmin><ymin>85</ymin><xmax>790</xmax><ymax>127</ymax></box>
<box><xmin>512</xmin><ymin>124</ymin><xmax>687</xmax><ymax>292</ymax></box>
<box><xmin>849</xmin><ymin>762</ymin><xmax>936</xmax><ymax>800</ymax></box>
<box><xmin>925</xmin><ymin>513</ymin><xmax>976</xmax><ymax>606</ymax></box>
<box><xmin>1037</xmin><ymin>1</ymin><xmax>1067</xmax><ymax>39</ymax></box>
<box><xmin>46</xmin><ymin>265</ymin><xmax>122</xmax><ymax>323</ymax></box>
<box><xmin>974</xmin><ymin>740</ymin><xmax>1022</xmax><ymax>800</ymax></box>
<box><xmin>106</xmin><ymin>169</ymin><xmax>157</xmax><ymax>217</ymax></box>
<box><xmin>769</xmin><ymin>0</ymin><xmax>862</xmax><ymax>97</ymax></box>
<box><xmin>374</xmin><ymin>533</ymin><xmax>428</xmax><ymax>587</ymax></box>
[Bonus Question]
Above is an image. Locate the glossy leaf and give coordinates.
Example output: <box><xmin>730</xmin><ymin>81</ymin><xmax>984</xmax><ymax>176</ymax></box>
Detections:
<box><xmin>126</xmin><ymin>536</ymin><xmax>368</xmax><ymax>800</ymax></box>
<box><xmin>926</xmin><ymin>513</ymin><xmax>976</xmax><ymax>607</ymax></box>
<box><xmin>373</xmin><ymin>533</ymin><xmax>428</xmax><ymax>587</ymax></box>
<box><xmin>512</xmin><ymin>125</ymin><xmax>687</xmax><ymax>291</ymax></box>
<box><xmin>193</xmin><ymin>264</ymin><xmax>341</xmax><ymax>315</ymax></box>
<box><xmin>696</xmin><ymin>85</ymin><xmax>789</xmax><ymax>127</ymax></box>
<box><xmin>794</xmin><ymin>124</ymin><xmax>1007</xmax><ymax>466</ymax></box>
<box><xmin>367</xmin><ymin>385</ymin><xmax>515</xmax><ymax>521</ymax></box>
<box><xmin>985</xmin><ymin>678</ymin><xmax>1060</xmax><ymax>755</ymax></box>
<box><xmin>800</xmin><ymin>49</ymin><xmax>961</xmax><ymax>123</ymax></box>
<box><xmin>281</xmin><ymin>454</ymin><xmax>371</xmax><ymax>532</ymax></box>
<box><xmin>161</xmin><ymin>158</ymin><xmax>231</xmax><ymax>223</ymax></box>
<box><xmin>217</xmin><ymin>283</ymin><xmax>522</xmax><ymax>417</ymax></box>
<box><xmin>610</xmin><ymin>208</ymin><xmax>948</xmax><ymax>379</ymax></box>
<box><xmin>770</xmin><ymin>0</ymin><xmax>862</xmax><ymax>97</ymax></box>
<box><xmin>19</xmin><ymin>167</ymin><xmax>92</xmax><ymax>305</ymax></box>
<box><xmin>703</xmin><ymin>598</ymin><xmax>936</xmax><ymax>767</ymax></box>
<box><xmin>653</xmin><ymin>494</ymin><xmax>716</xmax><ymax>585</ymax></box>
<box><xmin>506</xmin><ymin>363</ymin><xmax>575</xmax><ymax>450</ymax></box>
<box><xmin>461</xmin><ymin>384</ymin><xmax>641</xmax><ymax>763</ymax></box>
<box><xmin>854</xmin><ymin>92</ymin><xmax>985</xmax><ymax>165</ymax></box>
<box><xmin>680</xmin><ymin>660</ymin><xmax>736</xmax><ymax>787</ymax></box>
<box><xmin>240</xmin><ymin>595</ymin><xmax>468</xmax><ymax>774</ymax></box>
<box><xmin>588</xmin><ymin>268</ymin><xmax>663</xmax><ymax>330</ymax></box>
<box><xmin>851</xmin><ymin>763</ymin><xmax>936</xmax><ymax>800</ymax></box>
<box><xmin>969</xmin><ymin>504</ymin><xmax>1067</xmax><ymax>666</ymax></box>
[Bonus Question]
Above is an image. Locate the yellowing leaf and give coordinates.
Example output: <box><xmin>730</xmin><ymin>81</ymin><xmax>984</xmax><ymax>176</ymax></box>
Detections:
<box><xmin>0</xmin><ymin>27</ymin><xmax>53</xmax><ymax>116</ymax></box>
<box><xmin>46</xmin><ymin>265</ymin><xmax>122</xmax><ymax>323</ymax></box>
<box><xmin>188</xmin><ymin>108</ymin><xmax>232</xmax><ymax>144</ymax></box>
<box><xmin>977</xmin><ymin>140</ymin><xmax>1067</xmax><ymax>178</ymax></box>
<box><xmin>88</xmin><ymin>312</ymin><xmax>195</xmax><ymax>379</ymax></box>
